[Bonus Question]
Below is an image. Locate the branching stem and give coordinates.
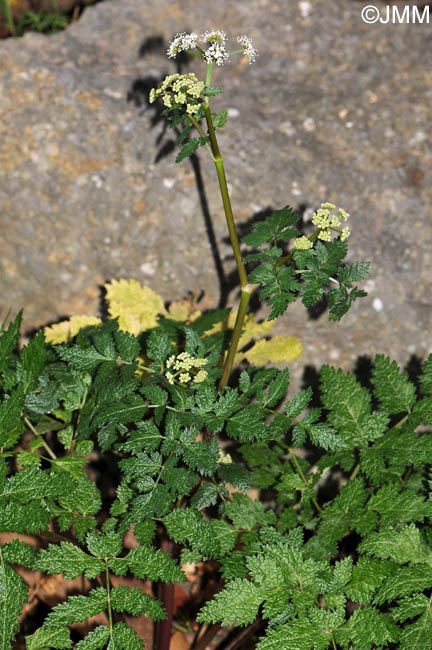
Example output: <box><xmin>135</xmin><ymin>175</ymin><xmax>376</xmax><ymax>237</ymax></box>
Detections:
<box><xmin>288</xmin><ymin>446</ymin><xmax>322</xmax><ymax>513</ymax></box>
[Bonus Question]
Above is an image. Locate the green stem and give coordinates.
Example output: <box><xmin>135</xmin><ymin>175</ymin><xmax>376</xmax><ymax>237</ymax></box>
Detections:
<box><xmin>204</xmin><ymin>105</ymin><xmax>248</xmax><ymax>289</ymax></box>
<box><xmin>201</xmin><ymin>103</ymin><xmax>254</xmax><ymax>384</ymax></box>
<box><xmin>219</xmin><ymin>284</ymin><xmax>254</xmax><ymax>388</ymax></box>
<box><xmin>105</xmin><ymin>565</ymin><xmax>114</xmax><ymax>645</ymax></box>
<box><xmin>349</xmin><ymin>463</ymin><xmax>360</xmax><ymax>481</ymax></box>
<box><xmin>24</xmin><ymin>416</ymin><xmax>57</xmax><ymax>460</ymax></box>
<box><xmin>0</xmin><ymin>0</ymin><xmax>16</xmax><ymax>35</ymax></box>
<box><xmin>187</xmin><ymin>114</ymin><xmax>209</xmax><ymax>142</ymax></box>
<box><xmin>288</xmin><ymin>446</ymin><xmax>322</xmax><ymax>513</ymax></box>
<box><xmin>205</xmin><ymin>61</ymin><xmax>214</xmax><ymax>88</ymax></box>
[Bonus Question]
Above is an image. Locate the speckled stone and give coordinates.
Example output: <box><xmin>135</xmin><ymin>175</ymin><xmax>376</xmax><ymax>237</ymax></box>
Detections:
<box><xmin>1</xmin><ymin>0</ymin><xmax>431</xmax><ymax>385</ymax></box>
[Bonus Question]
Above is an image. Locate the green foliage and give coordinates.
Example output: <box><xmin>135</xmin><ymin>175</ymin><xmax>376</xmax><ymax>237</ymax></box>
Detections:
<box><xmin>1</xmin><ymin>313</ymin><xmax>431</xmax><ymax>649</ymax></box>
<box><xmin>243</xmin><ymin>208</ymin><xmax>369</xmax><ymax>320</ymax></box>
<box><xmin>0</xmin><ymin>0</ymin><xmax>101</xmax><ymax>37</ymax></box>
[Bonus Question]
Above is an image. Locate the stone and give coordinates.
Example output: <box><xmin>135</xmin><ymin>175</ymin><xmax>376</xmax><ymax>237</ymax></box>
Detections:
<box><xmin>1</xmin><ymin>0</ymin><xmax>431</xmax><ymax>385</ymax></box>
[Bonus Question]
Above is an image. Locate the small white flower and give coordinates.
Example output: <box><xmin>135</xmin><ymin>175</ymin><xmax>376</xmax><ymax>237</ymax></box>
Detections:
<box><xmin>167</xmin><ymin>32</ymin><xmax>199</xmax><ymax>58</ymax></box>
<box><xmin>202</xmin><ymin>29</ymin><xmax>227</xmax><ymax>44</ymax></box>
<box><xmin>237</xmin><ymin>35</ymin><xmax>259</xmax><ymax>63</ymax></box>
<box><xmin>203</xmin><ymin>42</ymin><xmax>229</xmax><ymax>66</ymax></box>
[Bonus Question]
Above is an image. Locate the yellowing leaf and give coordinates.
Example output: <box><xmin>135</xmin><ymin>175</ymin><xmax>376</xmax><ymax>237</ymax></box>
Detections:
<box><xmin>237</xmin><ymin>315</ymin><xmax>275</xmax><ymax>351</ymax></box>
<box><xmin>105</xmin><ymin>279</ymin><xmax>167</xmax><ymax>335</ymax></box>
<box><xmin>210</xmin><ymin>312</ymin><xmax>274</xmax><ymax>347</ymax></box>
<box><xmin>167</xmin><ymin>299</ymin><xmax>201</xmax><ymax>323</ymax></box>
<box><xmin>241</xmin><ymin>335</ymin><xmax>303</xmax><ymax>366</ymax></box>
<box><xmin>44</xmin><ymin>315</ymin><xmax>102</xmax><ymax>345</ymax></box>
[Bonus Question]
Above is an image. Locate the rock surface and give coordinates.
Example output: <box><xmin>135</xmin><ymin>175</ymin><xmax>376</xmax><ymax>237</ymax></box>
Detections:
<box><xmin>1</xmin><ymin>0</ymin><xmax>431</xmax><ymax>384</ymax></box>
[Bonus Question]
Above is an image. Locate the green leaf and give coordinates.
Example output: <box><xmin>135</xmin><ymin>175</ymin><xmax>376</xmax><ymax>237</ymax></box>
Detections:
<box><xmin>86</xmin><ymin>531</ymin><xmax>123</xmax><ymax>558</ymax></box>
<box><xmin>56</xmin><ymin>346</ymin><xmax>113</xmax><ymax>373</ymax></box>
<box><xmin>226</xmin><ymin>405</ymin><xmax>267</xmax><ymax>441</ymax></box>
<box><xmin>257</xmin><ymin>369</ymin><xmax>290</xmax><ymax>408</ymax></box>
<box><xmin>0</xmin><ymin>312</ymin><xmax>22</xmax><ymax>373</ymax></box>
<box><xmin>0</xmin><ymin>561</ymin><xmax>28</xmax><ymax>649</ymax></box>
<box><xmin>346</xmin><ymin>557</ymin><xmax>395</xmax><ymax>604</ymax></box>
<box><xmin>337</xmin><ymin>261</ymin><xmax>370</xmax><ymax>284</ymax></box>
<box><xmin>26</xmin><ymin>626</ymin><xmax>72</xmax><ymax>650</ymax></box>
<box><xmin>212</xmin><ymin>108</ymin><xmax>228</xmax><ymax>128</ymax></box>
<box><xmin>392</xmin><ymin>593</ymin><xmax>430</xmax><ymax>623</ymax></box>
<box><xmin>146</xmin><ymin>330</ymin><xmax>172</xmax><ymax>366</ymax></box>
<box><xmin>327</xmin><ymin>284</ymin><xmax>367</xmax><ymax>321</ymax></box>
<box><xmin>0</xmin><ymin>388</ymin><xmax>24</xmax><ymax>448</ymax></box>
<box><xmin>335</xmin><ymin>607</ymin><xmax>399</xmax><ymax>649</ymax></box>
<box><xmin>0</xmin><ymin>502</ymin><xmax>51</xmax><ymax>534</ymax></box>
<box><xmin>307</xmin><ymin>478</ymin><xmax>375</xmax><ymax>560</ymax></box>
<box><xmin>109</xmin><ymin>546</ymin><xmax>184</xmax><ymax>583</ymax></box>
<box><xmin>75</xmin><ymin>626</ymin><xmax>110</xmax><ymax>650</ymax></box>
<box><xmin>224</xmin><ymin>493</ymin><xmax>275</xmax><ymax>530</ymax></box>
<box><xmin>190</xmin><ymin>482</ymin><xmax>219</xmax><ymax>509</ymax></box>
<box><xmin>320</xmin><ymin>366</ymin><xmax>388</xmax><ymax>447</ymax></box>
<box><xmin>1</xmin><ymin>539</ymin><xmax>37</xmax><ymax>568</ymax></box>
<box><xmin>372</xmin><ymin>355</ymin><xmax>416</xmax><ymax>414</ymax></box>
<box><xmin>250</xmin><ymin>263</ymin><xmax>298</xmax><ymax>320</ymax></box>
<box><xmin>419</xmin><ymin>355</ymin><xmax>432</xmax><ymax>395</ymax></box>
<box><xmin>399</xmin><ymin>605</ymin><xmax>432</xmax><ymax>650</ymax></box>
<box><xmin>179</xmin><ymin>434</ymin><xmax>219</xmax><ymax>476</ymax></box>
<box><xmin>176</xmin><ymin>136</ymin><xmax>208</xmax><ymax>163</ymax></box>
<box><xmin>117</xmin><ymin>421</ymin><xmax>162</xmax><ymax>454</ymax></box>
<box><xmin>374</xmin><ymin>564</ymin><xmax>432</xmax><ymax>604</ymax></box>
<box><xmin>197</xmin><ymin>578</ymin><xmax>263</xmax><ymax>626</ymax></box>
<box><xmin>109</xmin><ymin>622</ymin><xmax>143</xmax><ymax>650</ymax></box>
<box><xmin>111</xmin><ymin>586</ymin><xmax>166</xmax><ymax>620</ymax></box>
<box><xmin>243</xmin><ymin>206</ymin><xmax>299</xmax><ymax>247</ymax></box>
<box><xmin>285</xmin><ymin>387</ymin><xmax>312</xmax><ymax>419</ymax></box>
<box><xmin>256</xmin><ymin>618</ymin><xmax>332</xmax><ymax>650</ymax></box>
<box><xmin>367</xmin><ymin>482</ymin><xmax>432</xmax><ymax>527</ymax></box>
<box><xmin>204</xmin><ymin>86</ymin><xmax>223</xmax><ymax>96</ymax></box>
<box><xmin>218</xmin><ymin>464</ymin><xmax>251</xmax><ymax>492</ymax></box>
<box><xmin>35</xmin><ymin>542</ymin><xmax>105</xmax><ymax>579</ymax></box>
<box><xmin>359</xmin><ymin>524</ymin><xmax>431</xmax><ymax>565</ymax></box>
<box><xmin>18</xmin><ymin>331</ymin><xmax>47</xmax><ymax>392</ymax></box>
<box><xmin>44</xmin><ymin>588</ymin><xmax>107</xmax><ymax>627</ymax></box>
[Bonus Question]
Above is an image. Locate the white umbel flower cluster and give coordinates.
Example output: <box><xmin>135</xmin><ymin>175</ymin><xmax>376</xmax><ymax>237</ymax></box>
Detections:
<box><xmin>165</xmin><ymin>352</ymin><xmax>208</xmax><ymax>385</ymax></box>
<box><xmin>236</xmin><ymin>35</ymin><xmax>259</xmax><ymax>63</ymax></box>
<box><xmin>202</xmin><ymin>30</ymin><xmax>229</xmax><ymax>65</ymax></box>
<box><xmin>166</xmin><ymin>30</ymin><xmax>258</xmax><ymax>66</ymax></box>
<box><xmin>167</xmin><ymin>32</ymin><xmax>199</xmax><ymax>58</ymax></box>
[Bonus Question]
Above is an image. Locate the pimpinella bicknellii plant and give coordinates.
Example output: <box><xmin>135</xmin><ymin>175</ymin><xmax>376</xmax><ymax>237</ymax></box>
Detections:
<box><xmin>1</xmin><ymin>29</ymin><xmax>431</xmax><ymax>650</ymax></box>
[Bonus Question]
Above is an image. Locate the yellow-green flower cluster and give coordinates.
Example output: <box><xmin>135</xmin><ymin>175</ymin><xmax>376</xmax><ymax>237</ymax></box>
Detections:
<box><xmin>293</xmin><ymin>235</ymin><xmax>313</xmax><ymax>250</ymax></box>
<box><xmin>165</xmin><ymin>352</ymin><xmax>208</xmax><ymax>385</ymax></box>
<box><xmin>312</xmin><ymin>202</ymin><xmax>350</xmax><ymax>242</ymax></box>
<box><xmin>292</xmin><ymin>203</ymin><xmax>350</xmax><ymax>250</ymax></box>
<box><xmin>149</xmin><ymin>73</ymin><xmax>205</xmax><ymax>115</ymax></box>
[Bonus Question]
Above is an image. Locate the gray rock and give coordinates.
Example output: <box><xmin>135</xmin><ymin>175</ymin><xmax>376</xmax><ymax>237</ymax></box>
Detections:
<box><xmin>1</xmin><ymin>0</ymin><xmax>431</xmax><ymax>384</ymax></box>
